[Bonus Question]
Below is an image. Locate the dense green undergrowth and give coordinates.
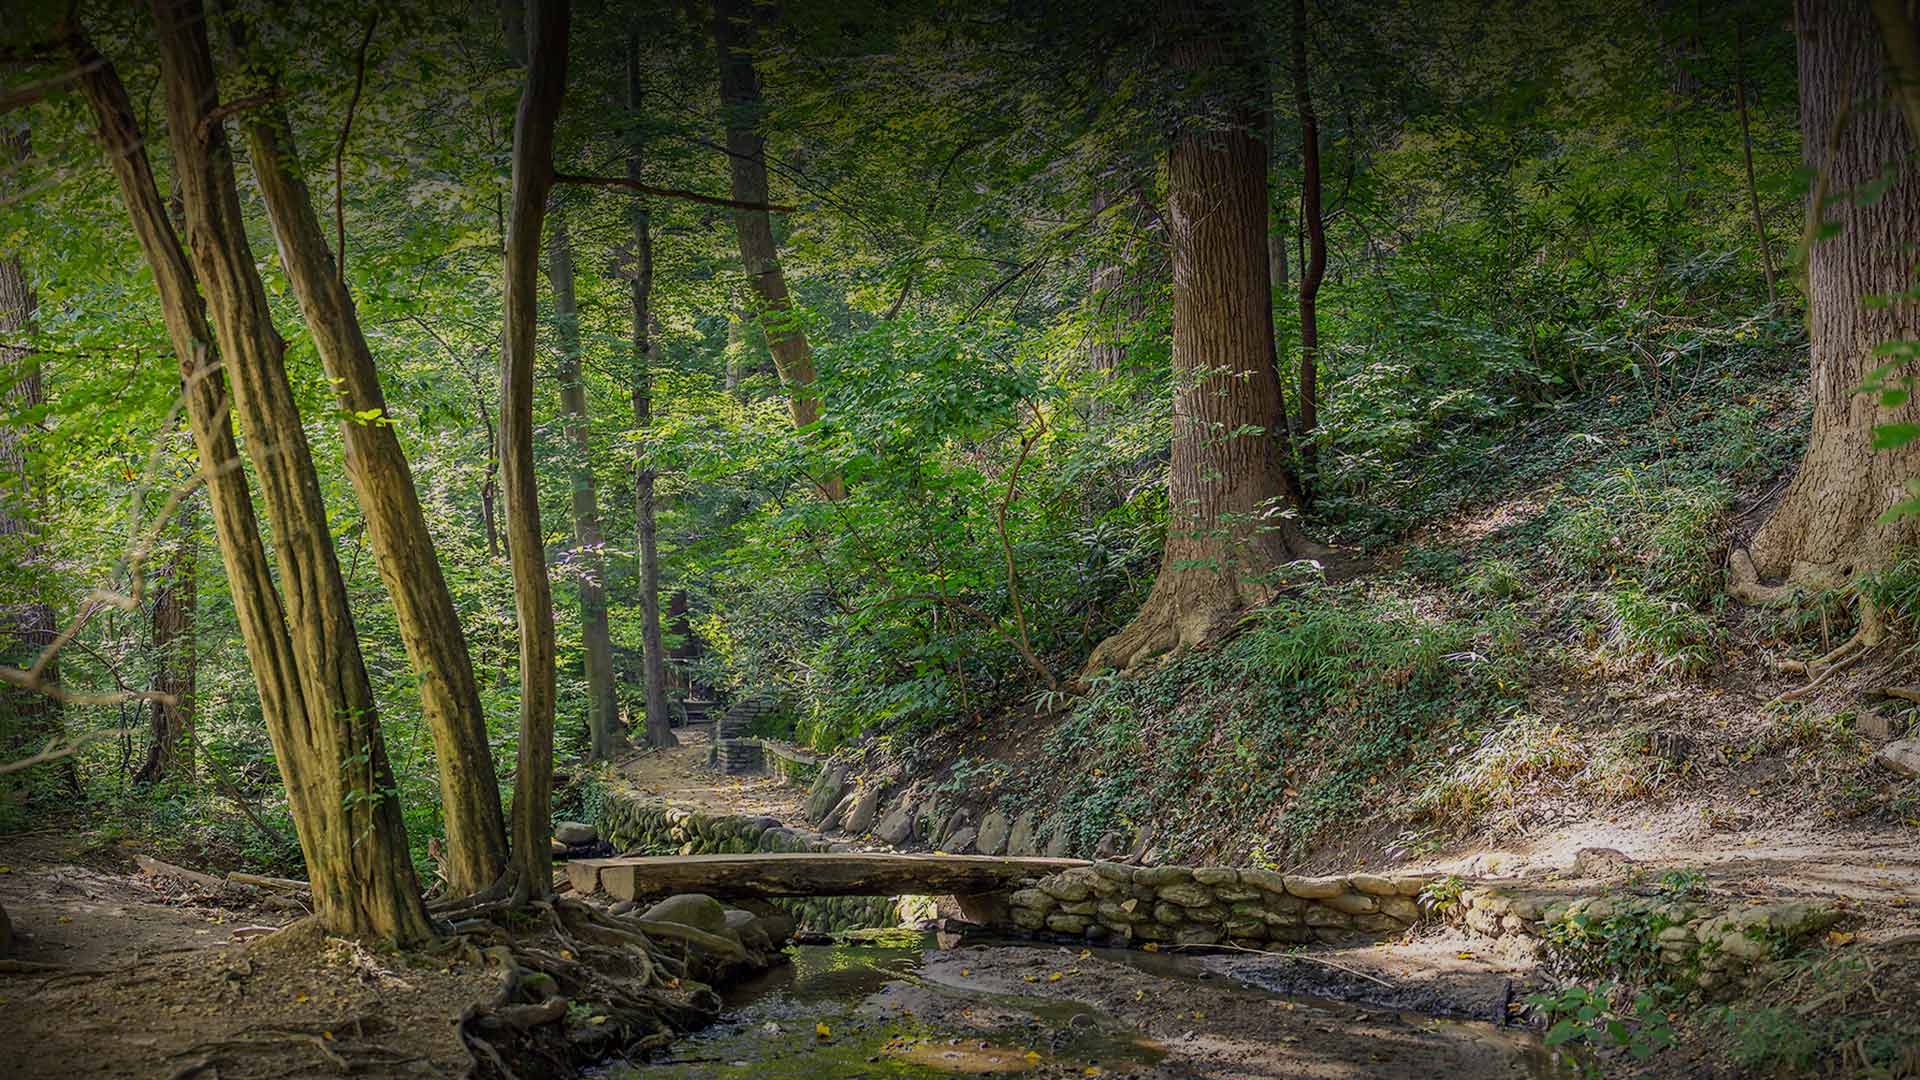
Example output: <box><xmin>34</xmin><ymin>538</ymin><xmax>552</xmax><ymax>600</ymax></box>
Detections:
<box><xmin>940</xmin><ymin>313</ymin><xmax>1920</xmax><ymax>873</ymax></box>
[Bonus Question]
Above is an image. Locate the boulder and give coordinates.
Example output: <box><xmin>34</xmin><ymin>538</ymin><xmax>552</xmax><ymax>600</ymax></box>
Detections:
<box><xmin>1005</xmin><ymin>813</ymin><xmax>1037</xmax><ymax>856</ymax></box>
<box><xmin>1040</xmin><ymin>870</ymin><xmax>1096</xmax><ymax>903</ymax></box>
<box><xmin>1876</xmin><ymin>738</ymin><xmax>1920</xmax><ymax>778</ymax></box>
<box><xmin>643</xmin><ymin>894</ymin><xmax>729</xmax><ymax>934</ymax></box>
<box><xmin>1283</xmin><ymin>875</ymin><xmax>1347</xmax><ymax>899</ymax></box>
<box><xmin>875</xmin><ymin>798</ymin><xmax>916</xmax><ymax>846</ymax></box>
<box><xmin>821</xmin><ymin>791</ymin><xmax>859</xmax><ymax>832</ymax></box>
<box><xmin>1133</xmin><ymin>866</ymin><xmax>1193</xmax><ymax>887</ymax></box>
<box><xmin>1348</xmin><ymin>873</ymin><xmax>1397</xmax><ymax>896</ymax></box>
<box><xmin>1241</xmin><ymin>868</ymin><xmax>1288</xmax><ymax>895</ymax></box>
<box><xmin>1042</xmin><ymin>825</ymin><xmax>1072</xmax><ymax>859</ymax></box>
<box><xmin>806</xmin><ymin>767</ymin><xmax>849</xmax><ymax>822</ymax></box>
<box><xmin>1156</xmin><ymin>882</ymin><xmax>1214</xmax><ymax>908</ymax></box>
<box><xmin>976</xmin><ymin>811</ymin><xmax>1011</xmax><ymax>855</ymax></box>
<box><xmin>1322</xmin><ymin>892</ymin><xmax>1379</xmax><ymax>915</ymax></box>
<box><xmin>723</xmin><ymin>908</ymin><xmax>772</xmax><ymax>952</ymax></box>
<box><xmin>1192</xmin><ymin>868</ymin><xmax>1238</xmax><ymax>887</ymax></box>
<box><xmin>1571</xmin><ymin>847</ymin><xmax>1635</xmax><ymax>878</ymax></box>
<box><xmin>845</xmin><ymin>785</ymin><xmax>884</xmax><ymax>835</ymax></box>
<box><xmin>943</xmin><ymin>827</ymin><xmax>979</xmax><ymax>854</ymax></box>
<box><xmin>1046</xmin><ymin>914</ymin><xmax>1092</xmax><ymax>934</ymax></box>
<box><xmin>553</xmin><ymin>820</ymin><xmax>598</xmax><ymax>845</ymax></box>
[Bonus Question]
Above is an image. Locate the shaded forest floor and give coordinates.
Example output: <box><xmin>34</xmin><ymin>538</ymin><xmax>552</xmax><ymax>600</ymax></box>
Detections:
<box><xmin>0</xmin><ymin>832</ymin><xmax>489</xmax><ymax>1079</ymax></box>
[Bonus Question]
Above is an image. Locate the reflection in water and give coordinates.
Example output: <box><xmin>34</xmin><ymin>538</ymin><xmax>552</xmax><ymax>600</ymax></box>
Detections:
<box><xmin>604</xmin><ymin>932</ymin><xmax>1163</xmax><ymax>1078</ymax></box>
<box><xmin>603</xmin><ymin>931</ymin><xmax>1561</xmax><ymax>1079</ymax></box>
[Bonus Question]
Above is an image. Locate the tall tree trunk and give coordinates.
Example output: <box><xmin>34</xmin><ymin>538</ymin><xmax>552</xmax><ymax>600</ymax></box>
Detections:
<box><xmin>628</xmin><ymin>28</ymin><xmax>676</xmax><ymax>750</ymax></box>
<box><xmin>1733</xmin><ymin>24</ymin><xmax>1778</xmax><ymax>306</ymax></box>
<box><xmin>1733</xmin><ymin>0</ymin><xmax>1920</xmax><ymax>597</ymax></box>
<box><xmin>709</xmin><ymin>0</ymin><xmax>844</xmax><ymax>501</ymax></box>
<box><xmin>0</xmin><ymin>174</ymin><xmax>72</xmax><ymax>795</ymax></box>
<box><xmin>501</xmin><ymin>0</ymin><xmax>569</xmax><ymax>901</ymax></box>
<box><xmin>546</xmin><ymin>213</ymin><xmax>622</xmax><ymax>762</ymax></box>
<box><xmin>136</xmin><ymin>494</ymin><xmax>196</xmax><ymax>785</ymax></box>
<box><xmin>149</xmin><ymin>0</ymin><xmax>430</xmax><ymax>943</ymax></box>
<box><xmin>1291</xmin><ymin>0</ymin><xmax>1325</xmax><ymax>501</ymax></box>
<box><xmin>75</xmin><ymin>22</ymin><xmax>429</xmax><ymax>944</ymax></box>
<box><xmin>1082</xmin><ymin>1</ymin><xmax>1308</xmax><ymax>675</ymax></box>
<box><xmin>227</xmin><ymin>60</ymin><xmax>509</xmax><ymax>897</ymax></box>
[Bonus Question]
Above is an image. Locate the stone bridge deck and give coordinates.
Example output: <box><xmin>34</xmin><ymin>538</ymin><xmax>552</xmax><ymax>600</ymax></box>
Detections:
<box><xmin>566</xmin><ymin>852</ymin><xmax>1087</xmax><ymax>902</ymax></box>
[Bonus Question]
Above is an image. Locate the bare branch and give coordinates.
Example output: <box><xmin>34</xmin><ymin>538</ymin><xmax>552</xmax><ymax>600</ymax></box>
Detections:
<box><xmin>0</xmin><ymin>727</ymin><xmax>135</xmax><ymax>775</ymax></box>
<box><xmin>551</xmin><ymin>171</ymin><xmax>796</xmax><ymax>213</ymax></box>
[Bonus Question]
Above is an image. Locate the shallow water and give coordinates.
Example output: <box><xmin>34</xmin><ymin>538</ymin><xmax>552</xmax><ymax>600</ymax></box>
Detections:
<box><xmin>604</xmin><ymin>931</ymin><xmax>1563</xmax><ymax>1078</ymax></box>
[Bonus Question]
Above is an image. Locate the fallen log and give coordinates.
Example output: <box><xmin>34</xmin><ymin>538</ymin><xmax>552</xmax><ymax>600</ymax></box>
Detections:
<box><xmin>226</xmin><ymin>871</ymin><xmax>310</xmax><ymax>894</ymax></box>
<box><xmin>134</xmin><ymin>855</ymin><xmax>228</xmax><ymax>892</ymax></box>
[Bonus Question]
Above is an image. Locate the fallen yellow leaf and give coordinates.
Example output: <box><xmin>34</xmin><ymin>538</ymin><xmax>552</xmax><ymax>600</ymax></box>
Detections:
<box><xmin>815</xmin><ymin>1022</ymin><xmax>831</xmax><ymax>1039</ymax></box>
<box><xmin>1025</xmin><ymin>1051</ymin><xmax>1042</xmax><ymax>1064</ymax></box>
<box><xmin>1048</xmin><ymin>972</ymin><xmax>1063</xmax><ymax>982</ymax></box>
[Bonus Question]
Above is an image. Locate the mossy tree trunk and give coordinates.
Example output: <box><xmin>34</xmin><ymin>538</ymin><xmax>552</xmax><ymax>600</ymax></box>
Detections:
<box><xmin>627</xmin><ymin>28</ymin><xmax>677</xmax><ymax>750</ymax></box>
<box><xmin>227</xmin><ymin>60</ymin><xmax>510</xmax><ymax>898</ymax></box>
<box><xmin>148</xmin><ymin>0</ymin><xmax>431</xmax><ymax>943</ymax></box>
<box><xmin>710</xmin><ymin>0</ymin><xmax>843</xmax><ymax>501</ymax></box>
<box><xmin>77</xmin><ymin>14</ymin><xmax>430</xmax><ymax>944</ymax></box>
<box><xmin>547</xmin><ymin>213</ymin><xmax>624</xmax><ymax>762</ymax></box>
<box><xmin>136</xmin><ymin>495</ymin><xmax>195</xmax><ymax>786</ymax></box>
<box><xmin>1733</xmin><ymin>0</ymin><xmax>1920</xmax><ymax>596</ymax></box>
<box><xmin>501</xmin><ymin>0</ymin><xmax>570</xmax><ymax>901</ymax></box>
<box><xmin>1082</xmin><ymin>0</ymin><xmax>1309</xmax><ymax>675</ymax></box>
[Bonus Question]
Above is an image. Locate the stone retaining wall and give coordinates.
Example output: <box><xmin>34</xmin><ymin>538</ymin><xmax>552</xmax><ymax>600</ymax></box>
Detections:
<box><xmin>1451</xmin><ymin>883</ymin><xmax>1842</xmax><ymax>995</ymax></box>
<box><xmin>588</xmin><ymin>785</ymin><xmax>924</xmax><ymax>932</ymax></box>
<box><xmin>1010</xmin><ymin>864</ymin><xmax>1432</xmax><ymax>947</ymax></box>
<box><xmin>591</xmin><ymin>776</ymin><xmax>1843</xmax><ymax>993</ymax></box>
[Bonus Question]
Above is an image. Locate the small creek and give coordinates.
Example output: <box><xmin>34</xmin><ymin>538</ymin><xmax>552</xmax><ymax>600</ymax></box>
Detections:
<box><xmin>600</xmin><ymin>930</ymin><xmax>1567</xmax><ymax>1079</ymax></box>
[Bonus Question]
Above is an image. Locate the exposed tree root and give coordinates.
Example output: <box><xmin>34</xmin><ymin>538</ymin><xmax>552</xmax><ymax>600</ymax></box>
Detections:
<box><xmin>453</xmin><ymin>895</ymin><xmax>755</xmax><ymax>1079</ymax></box>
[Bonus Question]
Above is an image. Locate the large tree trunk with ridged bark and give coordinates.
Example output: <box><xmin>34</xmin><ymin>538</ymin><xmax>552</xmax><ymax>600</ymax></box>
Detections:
<box><xmin>710</xmin><ymin>0</ymin><xmax>843</xmax><ymax>501</ymax></box>
<box><xmin>501</xmin><ymin>0</ymin><xmax>569</xmax><ymax>902</ymax></box>
<box><xmin>1083</xmin><ymin>1</ymin><xmax>1308</xmax><ymax>675</ymax></box>
<box><xmin>547</xmin><ymin>214</ymin><xmax>623</xmax><ymax>762</ymax></box>
<box><xmin>628</xmin><ymin>27</ymin><xmax>676</xmax><ymax>750</ymax></box>
<box><xmin>75</xmin><ymin>20</ymin><xmax>428</xmax><ymax>944</ymax></box>
<box><xmin>1733</xmin><ymin>0</ymin><xmax>1920</xmax><ymax>597</ymax></box>
<box><xmin>228</xmin><ymin>69</ymin><xmax>509</xmax><ymax>898</ymax></box>
<box><xmin>146</xmin><ymin>0</ymin><xmax>431</xmax><ymax>944</ymax></box>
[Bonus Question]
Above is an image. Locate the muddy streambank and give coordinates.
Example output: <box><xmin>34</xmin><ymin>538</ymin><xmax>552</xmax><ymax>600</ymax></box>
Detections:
<box><xmin>606</xmin><ymin>930</ymin><xmax>1560</xmax><ymax>1079</ymax></box>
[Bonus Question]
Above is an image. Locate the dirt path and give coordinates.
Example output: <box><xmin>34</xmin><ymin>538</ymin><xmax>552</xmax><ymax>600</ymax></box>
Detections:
<box><xmin>606</xmin><ymin>729</ymin><xmax>810</xmax><ymax>823</ymax></box>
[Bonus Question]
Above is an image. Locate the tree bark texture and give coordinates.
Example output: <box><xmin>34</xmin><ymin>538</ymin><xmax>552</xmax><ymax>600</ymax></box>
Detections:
<box><xmin>502</xmin><ymin>0</ymin><xmax>569</xmax><ymax>900</ymax></box>
<box><xmin>1291</xmin><ymin>0</ymin><xmax>1325</xmax><ymax>497</ymax></box>
<box><xmin>709</xmin><ymin>0</ymin><xmax>844</xmax><ymax>501</ymax></box>
<box><xmin>1082</xmin><ymin>1</ymin><xmax>1307</xmax><ymax>675</ymax></box>
<box><xmin>547</xmin><ymin>213</ymin><xmax>622</xmax><ymax>762</ymax></box>
<box><xmin>137</xmin><ymin>495</ymin><xmax>196</xmax><ymax>785</ymax></box>
<box><xmin>0</xmin><ymin>192</ymin><xmax>71</xmax><ymax>792</ymax></box>
<box><xmin>232</xmin><ymin>79</ymin><xmax>508</xmax><ymax>897</ymax></box>
<box><xmin>628</xmin><ymin>28</ymin><xmax>676</xmax><ymax>750</ymax></box>
<box><xmin>1738</xmin><ymin>0</ymin><xmax>1920</xmax><ymax>591</ymax></box>
<box><xmin>74</xmin><ymin>27</ymin><xmax>426</xmax><ymax>943</ymax></box>
<box><xmin>146</xmin><ymin>0</ymin><xmax>431</xmax><ymax>944</ymax></box>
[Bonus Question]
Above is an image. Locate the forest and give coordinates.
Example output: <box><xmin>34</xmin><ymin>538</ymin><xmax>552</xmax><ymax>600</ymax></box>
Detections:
<box><xmin>1</xmin><ymin>0</ymin><xmax>1919</xmax><ymax>1077</ymax></box>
